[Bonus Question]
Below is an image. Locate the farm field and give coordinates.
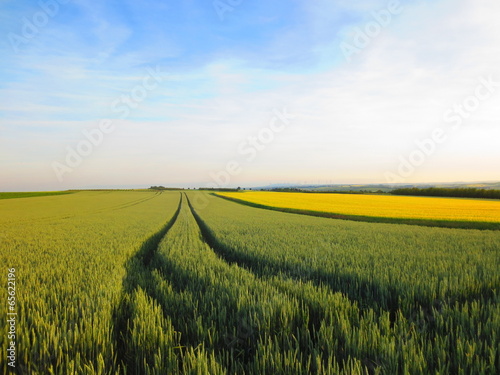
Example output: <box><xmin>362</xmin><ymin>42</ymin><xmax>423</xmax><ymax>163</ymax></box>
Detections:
<box><xmin>0</xmin><ymin>191</ymin><xmax>180</xmax><ymax>374</ymax></box>
<box><xmin>216</xmin><ymin>191</ymin><xmax>500</xmax><ymax>229</ymax></box>
<box><xmin>1</xmin><ymin>190</ymin><xmax>499</xmax><ymax>374</ymax></box>
<box><xmin>0</xmin><ymin>191</ymin><xmax>74</xmax><ymax>200</ymax></box>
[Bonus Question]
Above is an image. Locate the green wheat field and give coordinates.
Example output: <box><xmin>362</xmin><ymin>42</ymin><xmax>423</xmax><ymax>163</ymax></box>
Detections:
<box><xmin>1</xmin><ymin>190</ymin><xmax>499</xmax><ymax>374</ymax></box>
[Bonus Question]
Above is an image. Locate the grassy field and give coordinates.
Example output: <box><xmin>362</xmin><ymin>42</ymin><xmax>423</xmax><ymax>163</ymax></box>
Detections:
<box><xmin>189</xmin><ymin>192</ymin><xmax>499</xmax><ymax>374</ymax></box>
<box><xmin>216</xmin><ymin>191</ymin><xmax>500</xmax><ymax>229</ymax></box>
<box><xmin>0</xmin><ymin>191</ymin><xmax>180</xmax><ymax>374</ymax></box>
<box><xmin>1</xmin><ymin>190</ymin><xmax>498</xmax><ymax>374</ymax></box>
<box><xmin>0</xmin><ymin>191</ymin><xmax>74</xmax><ymax>200</ymax></box>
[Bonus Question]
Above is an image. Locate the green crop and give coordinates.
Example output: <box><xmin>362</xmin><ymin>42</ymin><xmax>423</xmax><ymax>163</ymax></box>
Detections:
<box><xmin>0</xmin><ymin>191</ymin><xmax>74</xmax><ymax>200</ymax></box>
<box><xmin>1</xmin><ymin>190</ymin><xmax>498</xmax><ymax>374</ymax></box>
<box><xmin>187</xmin><ymin>192</ymin><xmax>499</xmax><ymax>374</ymax></box>
<box><xmin>0</xmin><ymin>191</ymin><xmax>180</xmax><ymax>374</ymax></box>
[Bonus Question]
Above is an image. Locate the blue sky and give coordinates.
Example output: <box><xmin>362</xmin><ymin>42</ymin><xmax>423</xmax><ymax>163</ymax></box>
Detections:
<box><xmin>0</xmin><ymin>0</ymin><xmax>499</xmax><ymax>190</ymax></box>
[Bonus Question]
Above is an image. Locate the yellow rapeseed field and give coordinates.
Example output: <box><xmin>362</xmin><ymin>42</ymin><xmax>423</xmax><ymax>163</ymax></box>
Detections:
<box><xmin>218</xmin><ymin>191</ymin><xmax>500</xmax><ymax>223</ymax></box>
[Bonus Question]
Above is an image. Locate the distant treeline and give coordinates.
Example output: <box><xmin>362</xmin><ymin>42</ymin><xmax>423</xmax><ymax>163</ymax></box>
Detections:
<box><xmin>269</xmin><ymin>188</ymin><xmax>384</xmax><ymax>194</ymax></box>
<box><xmin>199</xmin><ymin>188</ymin><xmax>241</xmax><ymax>192</ymax></box>
<box><xmin>304</xmin><ymin>190</ymin><xmax>382</xmax><ymax>194</ymax></box>
<box><xmin>269</xmin><ymin>188</ymin><xmax>304</xmax><ymax>192</ymax></box>
<box><xmin>149</xmin><ymin>186</ymin><xmax>183</xmax><ymax>190</ymax></box>
<box><xmin>391</xmin><ymin>187</ymin><xmax>500</xmax><ymax>199</ymax></box>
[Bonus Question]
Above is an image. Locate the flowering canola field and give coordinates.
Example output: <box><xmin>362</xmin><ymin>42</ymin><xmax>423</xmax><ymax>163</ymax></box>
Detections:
<box><xmin>218</xmin><ymin>191</ymin><xmax>500</xmax><ymax>223</ymax></box>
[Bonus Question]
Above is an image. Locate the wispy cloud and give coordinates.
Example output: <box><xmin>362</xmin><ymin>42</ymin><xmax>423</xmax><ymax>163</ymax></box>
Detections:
<box><xmin>1</xmin><ymin>0</ymin><xmax>499</xmax><ymax>190</ymax></box>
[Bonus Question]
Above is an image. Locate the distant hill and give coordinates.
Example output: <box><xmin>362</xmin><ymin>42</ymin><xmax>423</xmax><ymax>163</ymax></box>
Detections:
<box><xmin>250</xmin><ymin>181</ymin><xmax>500</xmax><ymax>193</ymax></box>
<box><xmin>431</xmin><ymin>182</ymin><xmax>500</xmax><ymax>190</ymax></box>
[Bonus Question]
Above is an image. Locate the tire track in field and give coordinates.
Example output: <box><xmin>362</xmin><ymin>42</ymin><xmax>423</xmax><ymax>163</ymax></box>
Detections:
<box><xmin>113</xmin><ymin>193</ymin><xmax>231</xmax><ymax>373</ymax></box>
<box><xmin>71</xmin><ymin>191</ymin><xmax>163</xmax><ymax>215</ymax></box>
<box><xmin>112</xmin><ymin>193</ymin><xmax>182</xmax><ymax>372</ymax></box>
<box><xmin>114</xmin><ymin>194</ymin><xmax>246</xmax><ymax>373</ymax></box>
<box><xmin>168</xmin><ymin>195</ymin><xmax>316</xmax><ymax>371</ymax></box>
<box><xmin>145</xmin><ymin>194</ymin><xmax>256</xmax><ymax>371</ymax></box>
<box><xmin>118</xmin><ymin>194</ymin><xmax>317</xmax><ymax>372</ymax></box>
<box><xmin>111</xmin><ymin>191</ymin><xmax>165</xmax><ymax>211</ymax></box>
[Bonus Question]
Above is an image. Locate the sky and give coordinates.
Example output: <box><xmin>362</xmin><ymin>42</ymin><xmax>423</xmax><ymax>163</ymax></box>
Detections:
<box><xmin>0</xmin><ymin>0</ymin><xmax>499</xmax><ymax>191</ymax></box>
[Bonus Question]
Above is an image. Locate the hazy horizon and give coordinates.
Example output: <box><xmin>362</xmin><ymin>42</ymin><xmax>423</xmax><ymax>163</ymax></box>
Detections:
<box><xmin>2</xmin><ymin>179</ymin><xmax>500</xmax><ymax>193</ymax></box>
<box><xmin>1</xmin><ymin>0</ymin><xmax>499</xmax><ymax>192</ymax></box>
